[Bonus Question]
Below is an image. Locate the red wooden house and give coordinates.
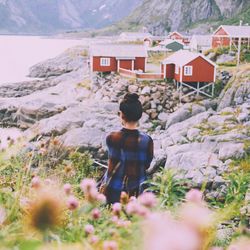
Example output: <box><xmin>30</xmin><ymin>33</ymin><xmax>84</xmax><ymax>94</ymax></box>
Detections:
<box><xmin>168</xmin><ymin>31</ymin><xmax>190</xmax><ymax>45</ymax></box>
<box><xmin>90</xmin><ymin>44</ymin><xmax>147</xmax><ymax>73</ymax></box>
<box><xmin>212</xmin><ymin>25</ymin><xmax>250</xmax><ymax>48</ymax></box>
<box><xmin>161</xmin><ymin>50</ymin><xmax>216</xmax><ymax>82</ymax></box>
<box><xmin>161</xmin><ymin>50</ymin><xmax>217</xmax><ymax>99</ymax></box>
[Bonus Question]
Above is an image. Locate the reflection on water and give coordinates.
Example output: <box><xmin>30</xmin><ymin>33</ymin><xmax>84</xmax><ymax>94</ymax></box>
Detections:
<box><xmin>0</xmin><ymin>128</ymin><xmax>23</xmax><ymax>149</ymax></box>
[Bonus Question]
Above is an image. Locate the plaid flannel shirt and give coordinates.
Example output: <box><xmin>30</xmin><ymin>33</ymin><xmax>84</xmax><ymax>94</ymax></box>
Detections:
<box><xmin>106</xmin><ymin>128</ymin><xmax>154</xmax><ymax>196</ymax></box>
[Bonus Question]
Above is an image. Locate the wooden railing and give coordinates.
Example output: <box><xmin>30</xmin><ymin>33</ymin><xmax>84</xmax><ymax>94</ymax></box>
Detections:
<box><xmin>118</xmin><ymin>68</ymin><xmax>164</xmax><ymax>80</ymax></box>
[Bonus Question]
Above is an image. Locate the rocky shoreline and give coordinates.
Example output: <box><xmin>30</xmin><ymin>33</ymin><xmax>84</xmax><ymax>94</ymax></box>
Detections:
<box><xmin>0</xmin><ymin>46</ymin><xmax>249</xmax><ymax>198</ymax></box>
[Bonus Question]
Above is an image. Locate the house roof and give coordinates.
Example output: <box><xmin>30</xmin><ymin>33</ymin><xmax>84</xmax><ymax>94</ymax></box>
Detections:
<box><xmin>160</xmin><ymin>39</ymin><xmax>184</xmax><ymax>46</ymax></box>
<box><xmin>190</xmin><ymin>35</ymin><xmax>212</xmax><ymax>47</ymax></box>
<box><xmin>214</xmin><ymin>25</ymin><xmax>250</xmax><ymax>38</ymax></box>
<box><xmin>162</xmin><ymin>50</ymin><xmax>216</xmax><ymax>67</ymax></box>
<box><xmin>90</xmin><ymin>44</ymin><xmax>148</xmax><ymax>58</ymax></box>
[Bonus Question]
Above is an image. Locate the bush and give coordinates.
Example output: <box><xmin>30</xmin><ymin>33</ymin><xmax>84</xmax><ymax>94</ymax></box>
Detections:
<box><xmin>145</xmin><ymin>169</ymin><xmax>190</xmax><ymax>207</ymax></box>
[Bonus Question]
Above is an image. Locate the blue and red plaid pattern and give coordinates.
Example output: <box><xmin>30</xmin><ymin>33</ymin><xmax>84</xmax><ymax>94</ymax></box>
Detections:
<box><xmin>105</xmin><ymin>128</ymin><xmax>153</xmax><ymax>202</ymax></box>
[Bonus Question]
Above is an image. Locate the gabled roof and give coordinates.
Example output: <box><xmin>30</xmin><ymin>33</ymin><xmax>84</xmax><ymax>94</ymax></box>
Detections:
<box><xmin>160</xmin><ymin>38</ymin><xmax>184</xmax><ymax>46</ymax></box>
<box><xmin>190</xmin><ymin>35</ymin><xmax>212</xmax><ymax>47</ymax></box>
<box><xmin>213</xmin><ymin>25</ymin><xmax>250</xmax><ymax>38</ymax></box>
<box><xmin>169</xmin><ymin>31</ymin><xmax>184</xmax><ymax>38</ymax></box>
<box><xmin>162</xmin><ymin>50</ymin><xmax>217</xmax><ymax>67</ymax></box>
<box><xmin>90</xmin><ymin>44</ymin><xmax>148</xmax><ymax>58</ymax></box>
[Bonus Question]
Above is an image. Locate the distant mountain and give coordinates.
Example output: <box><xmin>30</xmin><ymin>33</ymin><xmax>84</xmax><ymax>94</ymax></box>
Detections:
<box><xmin>0</xmin><ymin>0</ymin><xmax>142</xmax><ymax>34</ymax></box>
<box><xmin>108</xmin><ymin>0</ymin><xmax>250</xmax><ymax>35</ymax></box>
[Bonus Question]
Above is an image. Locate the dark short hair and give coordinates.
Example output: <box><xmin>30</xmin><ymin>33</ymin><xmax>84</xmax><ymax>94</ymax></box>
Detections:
<box><xmin>119</xmin><ymin>93</ymin><xmax>142</xmax><ymax>122</ymax></box>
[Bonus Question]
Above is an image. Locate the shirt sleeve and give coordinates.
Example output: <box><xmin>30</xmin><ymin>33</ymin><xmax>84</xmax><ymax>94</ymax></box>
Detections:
<box><xmin>106</xmin><ymin>134</ymin><xmax>121</xmax><ymax>174</ymax></box>
<box><xmin>145</xmin><ymin>136</ymin><xmax>154</xmax><ymax>169</ymax></box>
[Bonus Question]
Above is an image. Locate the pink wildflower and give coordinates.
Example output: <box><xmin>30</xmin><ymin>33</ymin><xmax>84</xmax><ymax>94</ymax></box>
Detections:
<box><xmin>112</xmin><ymin>202</ymin><xmax>122</xmax><ymax>216</ymax></box>
<box><xmin>31</xmin><ymin>176</ymin><xmax>41</xmax><ymax>189</ymax></box>
<box><xmin>143</xmin><ymin>212</ymin><xmax>201</xmax><ymax>250</ymax></box>
<box><xmin>89</xmin><ymin>235</ymin><xmax>99</xmax><ymax>244</ymax></box>
<box><xmin>138</xmin><ymin>192</ymin><xmax>157</xmax><ymax>208</ymax></box>
<box><xmin>129</xmin><ymin>196</ymin><xmax>137</xmax><ymax>202</ymax></box>
<box><xmin>44</xmin><ymin>178</ymin><xmax>53</xmax><ymax>186</ymax></box>
<box><xmin>63</xmin><ymin>183</ymin><xmax>72</xmax><ymax>195</ymax></box>
<box><xmin>0</xmin><ymin>207</ymin><xmax>6</xmax><ymax>225</ymax></box>
<box><xmin>111</xmin><ymin>215</ymin><xmax>119</xmax><ymax>223</ymax></box>
<box><xmin>180</xmin><ymin>202</ymin><xmax>212</xmax><ymax>230</ymax></box>
<box><xmin>185</xmin><ymin>189</ymin><xmax>203</xmax><ymax>204</ymax></box>
<box><xmin>228</xmin><ymin>237</ymin><xmax>250</xmax><ymax>250</ymax></box>
<box><xmin>116</xmin><ymin>219</ymin><xmax>131</xmax><ymax>228</ymax></box>
<box><xmin>91</xmin><ymin>208</ymin><xmax>101</xmax><ymax>220</ymax></box>
<box><xmin>126</xmin><ymin>201</ymin><xmax>140</xmax><ymax>215</ymax></box>
<box><xmin>80</xmin><ymin>179</ymin><xmax>96</xmax><ymax>193</ymax></box>
<box><xmin>85</xmin><ymin>224</ymin><xmax>95</xmax><ymax>235</ymax></box>
<box><xmin>97</xmin><ymin>193</ymin><xmax>106</xmax><ymax>204</ymax></box>
<box><xmin>67</xmin><ymin>196</ymin><xmax>79</xmax><ymax>211</ymax></box>
<box><xmin>103</xmin><ymin>240</ymin><xmax>118</xmax><ymax>250</ymax></box>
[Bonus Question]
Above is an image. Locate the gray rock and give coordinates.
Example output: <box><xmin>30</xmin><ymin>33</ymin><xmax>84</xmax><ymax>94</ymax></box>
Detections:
<box><xmin>0</xmin><ymin>68</ymin><xmax>91</xmax><ymax>128</ymax></box>
<box><xmin>29</xmin><ymin>46</ymin><xmax>86</xmax><ymax>78</ymax></box>
<box><xmin>166</xmin><ymin>103</ymin><xmax>206</xmax><ymax>128</ymax></box>
<box><xmin>128</xmin><ymin>85</ymin><xmax>139</xmax><ymax>93</ymax></box>
<box><xmin>216</xmin><ymin>54</ymin><xmax>235</xmax><ymax>64</ymax></box>
<box><xmin>218</xmin><ymin>143</ymin><xmax>245</xmax><ymax>161</ymax></box>
<box><xmin>207</xmin><ymin>114</ymin><xmax>234</xmax><ymax>125</ymax></box>
<box><xmin>167</xmin><ymin>110</ymin><xmax>213</xmax><ymax>137</ymax></box>
<box><xmin>60</xmin><ymin>127</ymin><xmax>105</xmax><ymax>150</ymax></box>
<box><xmin>141</xmin><ymin>86</ymin><xmax>151</xmax><ymax>95</ymax></box>
<box><xmin>158</xmin><ymin>112</ymin><xmax>169</xmax><ymax>123</ymax></box>
<box><xmin>187</xmin><ymin>128</ymin><xmax>200</xmax><ymax>141</ymax></box>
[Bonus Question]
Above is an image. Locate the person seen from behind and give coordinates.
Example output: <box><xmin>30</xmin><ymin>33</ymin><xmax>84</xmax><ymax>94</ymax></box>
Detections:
<box><xmin>105</xmin><ymin>93</ymin><xmax>154</xmax><ymax>204</ymax></box>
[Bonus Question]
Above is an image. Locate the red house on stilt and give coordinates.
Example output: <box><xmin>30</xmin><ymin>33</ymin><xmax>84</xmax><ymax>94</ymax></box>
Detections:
<box><xmin>161</xmin><ymin>50</ymin><xmax>217</xmax><ymax>100</ymax></box>
<box><xmin>212</xmin><ymin>25</ymin><xmax>250</xmax><ymax>49</ymax></box>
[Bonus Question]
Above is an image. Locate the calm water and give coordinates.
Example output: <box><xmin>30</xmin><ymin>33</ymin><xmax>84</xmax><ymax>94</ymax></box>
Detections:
<box><xmin>0</xmin><ymin>35</ymin><xmax>84</xmax><ymax>84</ymax></box>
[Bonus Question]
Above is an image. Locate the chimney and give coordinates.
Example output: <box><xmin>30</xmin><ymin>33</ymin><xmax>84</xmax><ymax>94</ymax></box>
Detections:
<box><xmin>239</xmin><ymin>20</ymin><xmax>243</xmax><ymax>26</ymax></box>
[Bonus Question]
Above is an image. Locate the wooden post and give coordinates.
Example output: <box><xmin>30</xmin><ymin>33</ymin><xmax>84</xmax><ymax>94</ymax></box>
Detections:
<box><xmin>197</xmin><ymin>82</ymin><xmax>200</xmax><ymax>96</ymax></box>
<box><xmin>229</xmin><ymin>37</ymin><xmax>232</xmax><ymax>52</ymax></box>
<box><xmin>212</xmin><ymin>82</ymin><xmax>215</xmax><ymax>97</ymax></box>
<box><xmin>179</xmin><ymin>82</ymin><xmax>182</xmax><ymax>102</ymax></box>
<box><xmin>237</xmin><ymin>37</ymin><xmax>242</xmax><ymax>67</ymax></box>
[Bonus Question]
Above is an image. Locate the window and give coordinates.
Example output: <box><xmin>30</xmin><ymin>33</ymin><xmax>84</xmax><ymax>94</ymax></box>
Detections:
<box><xmin>175</xmin><ymin>65</ymin><xmax>179</xmax><ymax>74</ymax></box>
<box><xmin>100</xmin><ymin>58</ymin><xmax>110</xmax><ymax>66</ymax></box>
<box><xmin>184</xmin><ymin>66</ymin><xmax>193</xmax><ymax>76</ymax></box>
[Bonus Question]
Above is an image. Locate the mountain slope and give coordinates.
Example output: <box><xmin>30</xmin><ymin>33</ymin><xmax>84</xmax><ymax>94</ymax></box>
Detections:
<box><xmin>113</xmin><ymin>0</ymin><xmax>250</xmax><ymax>34</ymax></box>
<box><xmin>0</xmin><ymin>0</ymin><xmax>142</xmax><ymax>34</ymax></box>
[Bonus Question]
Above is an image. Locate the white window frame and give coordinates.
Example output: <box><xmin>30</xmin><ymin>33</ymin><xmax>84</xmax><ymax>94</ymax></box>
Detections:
<box><xmin>100</xmin><ymin>57</ymin><xmax>110</xmax><ymax>66</ymax></box>
<box><xmin>175</xmin><ymin>65</ymin><xmax>179</xmax><ymax>74</ymax></box>
<box><xmin>184</xmin><ymin>66</ymin><xmax>193</xmax><ymax>76</ymax></box>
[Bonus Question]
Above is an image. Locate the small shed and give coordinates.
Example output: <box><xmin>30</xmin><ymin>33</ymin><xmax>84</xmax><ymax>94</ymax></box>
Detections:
<box><xmin>212</xmin><ymin>25</ymin><xmax>250</xmax><ymax>49</ymax></box>
<box><xmin>90</xmin><ymin>44</ymin><xmax>148</xmax><ymax>73</ymax></box>
<box><xmin>189</xmin><ymin>35</ymin><xmax>212</xmax><ymax>52</ymax></box>
<box><xmin>161</xmin><ymin>50</ymin><xmax>217</xmax><ymax>99</ymax></box>
<box><xmin>168</xmin><ymin>31</ymin><xmax>190</xmax><ymax>45</ymax></box>
<box><xmin>159</xmin><ymin>39</ymin><xmax>184</xmax><ymax>52</ymax></box>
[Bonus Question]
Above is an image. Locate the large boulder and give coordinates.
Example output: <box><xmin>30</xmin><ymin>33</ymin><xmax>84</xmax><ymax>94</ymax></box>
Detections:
<box><xmin>165</xmin><ymin>103</ymin><xmax>206</xmax><ymax>128</ymax></box>
<box><xmin>218</xmin><ymin>143</ymin><xmax>245</xmax><ymax>161</ymax></box>
<box><xmin>29</xmin><ymin>46</ymin><xmax>87</xmax><ymax>78</ymax></box>
<box><xmin>216</xmin><ymin>54</ymin><xmax>235</xmax><ymax>64</ymax></box>
<box><xmin>217</xmin><ymin>67</ymin><xmax>250</xmax><ymax>111</ymax></box>
<box><xmin>0</xmin><ymin>69</ymin><xmax>91</xmax><ymax>128</ymax></box>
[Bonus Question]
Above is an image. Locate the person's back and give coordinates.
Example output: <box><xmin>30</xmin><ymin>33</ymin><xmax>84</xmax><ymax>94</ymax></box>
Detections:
<box><xmin>105</xmin><ymin>93</ymin><xmax>154</xmax><ymax>204</ymax></box>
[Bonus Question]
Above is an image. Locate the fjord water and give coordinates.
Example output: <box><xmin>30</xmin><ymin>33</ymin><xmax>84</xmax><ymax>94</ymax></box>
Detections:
<box><xmin>0</xmin><ymin>35</ymin><xmax>83</xmax><ymax>84</ymax></box>
<box><xmin>0</xmin><ymin>35</ymin><xmax>84</xmax><ymax>146</ymax></box>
